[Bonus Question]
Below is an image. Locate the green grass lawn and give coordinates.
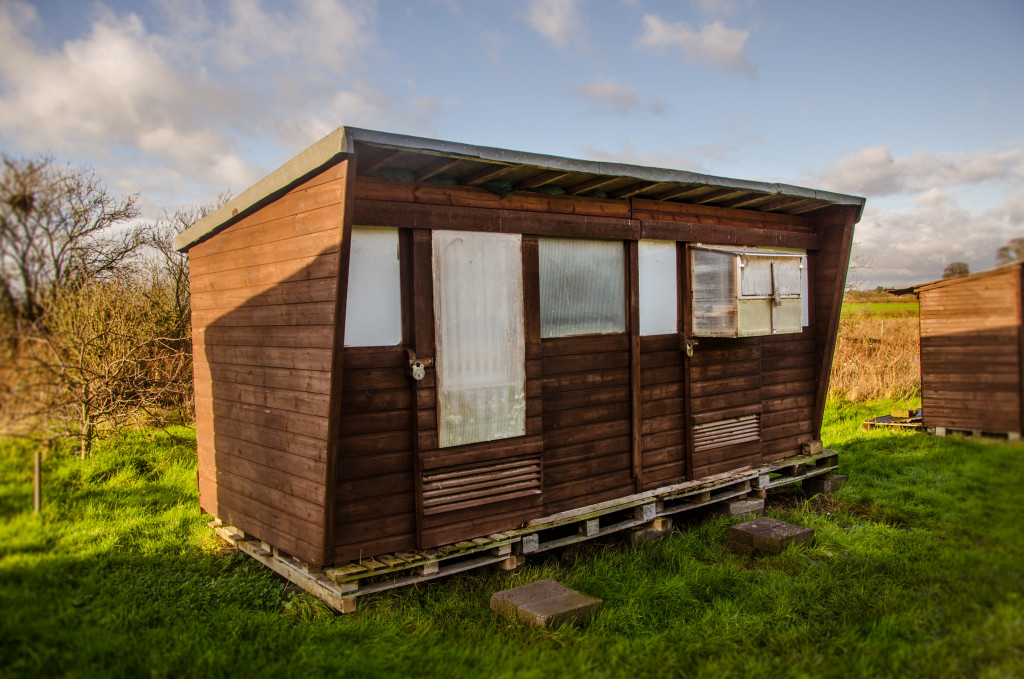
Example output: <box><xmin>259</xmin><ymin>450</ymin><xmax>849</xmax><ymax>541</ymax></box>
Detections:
<box><xmin>840</xmin><ymin>302</ymin><xmax>919</xmax><ymax>317</ymax></box>
<box><xmin>2</xmin><ymin>403</ymin><xmax>1022</xmax><ymax>678</ymax></box>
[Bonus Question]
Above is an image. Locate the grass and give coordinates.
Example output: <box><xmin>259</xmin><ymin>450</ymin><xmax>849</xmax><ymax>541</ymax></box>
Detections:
<box><xmin>2</xmin><ymin>406</ymin><xmax>1023</xmax><ymax>678</ymax></box>
<box><xmin>829</xmin><ymin>302</ymin><xmax>921</xmax><ymax>402</ymax></box>
<box><xmin>840</xmin><ymin>302</ymin><xmax>919</xmax><ymax>316</ymax></box>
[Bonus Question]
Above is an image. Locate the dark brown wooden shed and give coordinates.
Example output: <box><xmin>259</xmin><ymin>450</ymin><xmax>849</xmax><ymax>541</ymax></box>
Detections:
<box><xmin>914</xmin><ymin>263</ymin><xmax>1024</xmax><ymax>438</ymax></box>
<box><xmin>175</xmin><ymin>126</ymin><xmax>864</xmax><ymax>594</ymax></box>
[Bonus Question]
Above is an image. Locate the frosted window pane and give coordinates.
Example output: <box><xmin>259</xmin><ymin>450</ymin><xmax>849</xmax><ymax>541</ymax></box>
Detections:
<box><xmin>639</xmin><ymin>240</ymin><xmax>678</xmax><ymax>336</ymax></box>
<box><xmin>740</xmin><ymin>256</ymin><xmax>773</xmax><ymax>297</ymax></box>
<box><xmin>801</xmin><ymin>256</ymin><xmax>809</xmax><ymax>326</ymax></box>
<box><xmin>773</xmin><ymin>259</ymin><xmax>803</xmax><ymax>296</ymax></box>
<box><xmin>738</xmin><ymin>299</ymin><xmax>772</xmax><ymax>337</ymax></box>
<box><xmin>539</xmin><ymin>237</ymin><xmax>625</xmax><ymax>338</ymax></box>
<box><xmin>774</xmin><ymin>298</ymin><xmax>803</xmax><ymax>334</ymax></box>
<box><xmin>691</xmin><ymin>249</ymin><xmax>737</xmax><ymax>337</ymax></box>
<box><xmin>740</xmin><ymin>255</ymin><xmax>803</xmax><ymax>298</ymax></box>
<box><xmin>432</xmin><ymin>231</ymin><xmax>525</xmax><ymax>448</ymax></box>
<box><xmin>344</xmin><ymin>226</ymin><xmax>402</xmax><ymax>347</ymax></box>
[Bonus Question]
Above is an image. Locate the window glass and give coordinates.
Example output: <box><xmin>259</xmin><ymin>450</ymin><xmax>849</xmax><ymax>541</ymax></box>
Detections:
<box><xmin>639</xmin><ymin>240</ymin><xmax>678</xmax><ymax>336</ymax></box>
<box><xmin>691</xmin><ymin>248</ymin><xmax>737</xmax><ymax>337</ymax></box>
<box><xmin>432</xmin><ymin>231</ymin><xmax>526</xmax><ymax>448</ymax></box>
<box><xmin>539</xmin><ymin>237</ymin><xmax>625</xmax><ymax>338</ymax></box>
<box><xmin>344</xmin><ymin>226</ymin><xmax>402</xmax><ymax>347</ymax></box>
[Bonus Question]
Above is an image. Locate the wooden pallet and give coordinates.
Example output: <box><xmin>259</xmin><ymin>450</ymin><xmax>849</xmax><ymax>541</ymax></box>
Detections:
<box><xmin>211</xmin><ymin>448</ymin><xmax>841</xmax><ymax>613</ymax></box>
<box><xmin>932</xmin><ymin>427</ymin><xmax>1021</xmax><ymax>441</ymax></box>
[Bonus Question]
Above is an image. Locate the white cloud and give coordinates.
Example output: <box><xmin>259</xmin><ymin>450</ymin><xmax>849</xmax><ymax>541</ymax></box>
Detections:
<box><xmin>0</xmin><ymin>4</ymin><xmax>246</xmax><ymax>187</ymax></box>
<box><xmin>572</xmin><ymin>75</ymin><xmax>667</xmax><ymax>116</ymax></box>
<box><xmin>811</xmin><ymin>144</ymin><xmax>1024</xmax><ymax>197</ymax></box>
<box><xmin>802</xmin><ymin>142</ymin><xmax>1024</xmax><ymax>287</ymax></box>
<box><xmin>637</xmin><ymin>14</ymin><xmax>754</xmax><ymax>77</ymax></box>
<box><xmin>851</xmin><ymin>187</ymin><xmax>1023</xmax><ymax>288</ymax></box>
<box><xmin>525</xmin><ymin>0</ymin><xmax>585</xmax><ymax>48</ymax></box>
<box><xmin>0</xmin><ymin>0</ymin><xmax>455</xmax><ymax>215</ymax></box>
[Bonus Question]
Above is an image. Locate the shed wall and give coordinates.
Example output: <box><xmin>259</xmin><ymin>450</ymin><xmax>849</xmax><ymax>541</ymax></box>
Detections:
<box><xmin>190</xmin><ymin>160</ymin><xmax>351</xmax><ymax>565</ymax></box>
<box><xmin>326</xmin><ymin>179</ymin><xmax>856</xmax><ymax>562</ymax></box>
<box><xmin>919</xmin><ymin>267</ymin><xmax>1023</xmax><ymax>433</ymax></box>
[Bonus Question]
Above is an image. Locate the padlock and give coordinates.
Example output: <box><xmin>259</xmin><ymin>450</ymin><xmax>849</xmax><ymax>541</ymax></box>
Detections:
<box><xmin>411</xmin><ymin>361</ymin><xmax>426</xmax><ymax>381</ymax></box>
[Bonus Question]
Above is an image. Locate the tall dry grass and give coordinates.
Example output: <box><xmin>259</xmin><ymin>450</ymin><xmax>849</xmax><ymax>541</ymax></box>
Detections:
<box><xmin>828</xmin><ymin>308</ymin><xmax>920</xmax><ymax>401</ymax></box>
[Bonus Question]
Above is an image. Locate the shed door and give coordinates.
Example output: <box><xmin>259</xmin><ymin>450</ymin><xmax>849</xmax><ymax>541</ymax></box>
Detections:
<box><xmin>411</xmin><ymin>230</ymin><xmax>543</xmax><ymax>548</ymax></box>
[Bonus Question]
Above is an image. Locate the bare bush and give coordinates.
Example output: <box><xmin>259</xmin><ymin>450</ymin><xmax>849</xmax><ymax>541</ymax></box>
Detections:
<box><xmin>0</xmin><ymin>155</ymin><xmax>142</xmax><ymax>324</ymax></box>
<box><xmin>828</xmin><ymin>309</ymin><xmax>920</xmax><ymax>402</ymax></box>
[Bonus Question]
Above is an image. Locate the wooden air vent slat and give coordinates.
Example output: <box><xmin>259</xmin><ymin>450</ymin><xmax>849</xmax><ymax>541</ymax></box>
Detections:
<box><xmin>421</xmin><ymin>457</ymin><xmax>542</xmax><ymax>515</ymax></box>
<box><xmin>693</xmin><ymin>414</ymin><xmax>761</xmax><ymax>452</ymax></box>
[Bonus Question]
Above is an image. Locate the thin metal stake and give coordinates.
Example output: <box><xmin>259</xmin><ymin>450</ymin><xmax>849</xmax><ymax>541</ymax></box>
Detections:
<box><xmin>33</xmin><ymin>448</ymin><xmax>42</xmax><ymax>514</ymax></box>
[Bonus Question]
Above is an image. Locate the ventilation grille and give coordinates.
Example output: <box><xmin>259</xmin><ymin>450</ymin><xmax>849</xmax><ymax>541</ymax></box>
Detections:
<box><xmin>693</xmin><ymin>415</ymin><xmax>761</xmax><ymax>452</ymax></box>
<box><xmin>422</xmin><ymin>457</ymin><xmax>541</xmax><ymax>516</ymax></box>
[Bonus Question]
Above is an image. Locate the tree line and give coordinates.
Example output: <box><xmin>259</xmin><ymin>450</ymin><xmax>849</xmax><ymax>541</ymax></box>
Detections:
<box><xmin>0</xmin><ymin>154</ymin><xmax>218</xmax><ymax>458</ymax></box>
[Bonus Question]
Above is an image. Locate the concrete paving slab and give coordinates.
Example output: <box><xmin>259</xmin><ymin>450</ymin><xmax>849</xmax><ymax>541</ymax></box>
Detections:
<box><xmin>490</xmin><ymin>579</ymin><xmax>603</xmax><ymax>627</ymax></box>
<box><xmin>729</xmin><ymin>517</ymin><xmax>814</xmax><ymax>555</ymax></box>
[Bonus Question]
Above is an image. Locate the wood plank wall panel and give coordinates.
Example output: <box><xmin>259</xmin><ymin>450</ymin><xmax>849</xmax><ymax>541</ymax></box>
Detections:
<box><xmin>919</xmin><ymin>267</ymin><xmax>1022</xmax><ymax>433</ymax></box>
<box><xmin>332</xmin><ymin>346</ymin><xmax>417</xmax><ymax>562</ymax></box>
<box><xmin>760</xmin><ymin>332</ymin><xmax>817</xmax><ymax>461</ymax></box>
<box><xmin>639</xmin><ymin>334</ymin><xmax>686</xmax><ymax>489</ymax></box>
<box><xmin>542</xmin><ymin>334</ymin><xmax>635</xmax><ymax>514</ymax></box>
<box><xmin>810</xmin><ymin>205</ymin><xmax>859</xmax><ymax>435</ymax></box>
<box><xmin>189</xmin><ymin>160</ymin><xmax>350</xmax><ymax>567</ymax></box>
<box><xmin>688</xmin><ymin>339</ymin><xmax>763</xmax><ymax>476</ymax></box>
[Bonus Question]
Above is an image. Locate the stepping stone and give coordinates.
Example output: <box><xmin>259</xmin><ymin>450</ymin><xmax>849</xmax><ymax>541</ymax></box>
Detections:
<box><xmin>490</xmin><ymin>579</ymin><xmax>603</xmax><ymax>628</ymax></box>
<box><xmin>729</xmin><ymin>517</ymin><xmax>814</xmax><ymax>555</ymax></box>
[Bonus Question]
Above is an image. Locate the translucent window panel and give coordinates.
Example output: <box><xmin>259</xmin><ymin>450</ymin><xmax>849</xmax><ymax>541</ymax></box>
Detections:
<box><xmin>539</xmin><ymin>237</ymin><xmax>626</xmax><ymax>338</ymax></box>
<box><xmin>774</xmin><ymin>298</ymin><xmax>804</xmax><ymax>334</ymax></box>
<box><xmin>737</xmin><ymin>299</ymin><xmax>772</xmax><ymax>337</ymax></box>
<box><xmin>344</xmin><ymin>226</ymin><xmax>402</xmax><ymax>347</ymax></box>
<box><xmin>739</xmin><ymin>256</ymin><xmax>803</xmax><ymax>298</ymax></box>
<box><xmin>432</xmin><ymin>230</ymin><xmax>526</xmax><ymax>448</ymax></box>
<box><xmin>691</xmin><ymin>248</ymin><xmax>737</xmax><ymax>337</ymax></box>
<box><xmin>639</xmin><ymin>240</ymin><xmax>678</xmax><ymax>336</ymax></box>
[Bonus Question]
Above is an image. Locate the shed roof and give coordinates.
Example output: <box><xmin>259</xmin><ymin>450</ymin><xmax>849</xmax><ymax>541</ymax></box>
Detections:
<box><xmin>913</xmin><ymin>260</ymin><xmax>1024</xmax><ymax>293</ymax></box>
<box><xmin>175</xmin><ymin>126</ymin><xmax>867</xmax><ymax>252</ymax></box>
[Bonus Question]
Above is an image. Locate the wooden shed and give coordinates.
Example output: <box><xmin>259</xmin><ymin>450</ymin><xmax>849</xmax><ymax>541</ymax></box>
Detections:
<box><xmin>914</xmin><ymin>263</ymin><xmax>1024</xmax><ymax>438</ymax></box>
<box><xmin>175</xmin><ymin>126</ymin><xmax>864</xmax><ymax>591</ymax></box>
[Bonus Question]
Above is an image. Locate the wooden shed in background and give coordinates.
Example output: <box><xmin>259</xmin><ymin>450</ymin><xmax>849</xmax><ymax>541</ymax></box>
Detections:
<box><xmin>915</xmin><ymin>263</ymin><xmax>1024</xmax><ymax>438</ymax></box>
<box><xmin>174</xmin><ymin>126</ymin><xmax>864</xmax><ymax>574</ymax></box>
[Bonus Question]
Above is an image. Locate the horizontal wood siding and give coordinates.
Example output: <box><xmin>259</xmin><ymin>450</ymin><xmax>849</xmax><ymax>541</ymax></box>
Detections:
<box><xmin>919</xmin><ymin>267</ymin><xmax>1022</xmax><ymax>433</ymax></box>
<box><xmin>639</xmin><ymin>334</ymin><xmax>686</xmax><ymax>489</ymax></box>
<box><xmin>760</xmin><ymin>332</ymin><xmax>817</xmax><ymax>461</ymax></box>
<box><xmin>542</xmin><ymin>334</ymin><xmax>634</xmax><ymax>514</ymax></box>
<box><xmin>190</xmin><ymin>160</ymin><xmax>349</xmax><ymax>566</ymax></box>
<box><xmin>333</xmin><ymin>346</ymin><xmax>417</xmax><ymax>562</ymax></box>
<box><xmin>689</xmin><ymin>339</ymin><xmax>762</xmax><ymax>476</ymax></box>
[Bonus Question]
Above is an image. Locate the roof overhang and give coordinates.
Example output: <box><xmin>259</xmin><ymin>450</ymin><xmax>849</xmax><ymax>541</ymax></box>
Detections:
<box><xmin>175</xmin><ymin>126</ymin><xmax>867</xmax><ymax>252</ymax></box>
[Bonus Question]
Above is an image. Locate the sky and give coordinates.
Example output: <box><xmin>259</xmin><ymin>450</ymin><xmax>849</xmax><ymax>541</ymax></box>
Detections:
<box><xmin>1</xmin><ymin>0</ymin><xmax>1022</xmax><ymax>288</ymax></box>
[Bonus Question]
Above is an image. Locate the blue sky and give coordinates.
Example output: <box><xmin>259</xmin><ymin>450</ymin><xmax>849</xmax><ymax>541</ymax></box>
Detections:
<box><xmin>1</xmin><ymin>0</ymin><xmax>1022</xmax><ymax>287</ymax></box>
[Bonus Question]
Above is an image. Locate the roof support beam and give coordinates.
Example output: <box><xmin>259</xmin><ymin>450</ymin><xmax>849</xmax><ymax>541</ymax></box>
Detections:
<box><xmin>416</xmin><ymin>157</ymin><xmax>464</xmax><ymax>182</ymax></box>
<box><xmin>518</xmin><ymin>170</ymin><xmax>573</xmax><ymax>190</ymax></box>
<box><xmin>459</xmin><ymin>163</ymin><xmax>516</xmax><ymax>186</ymax></box>
<box><xmin>359</xmin><ymin>149</ymin><xmax>405</xmax><ymax>175</ymax></box>
<box><xmin>566</xmin><ymin>176</ymin><xmax>618</xmax><ymax>195</ymax></box>
<box><xmin>609</xmin><ymin>181</ymin><xmax>654</xmax><ymax>200</ymax></box>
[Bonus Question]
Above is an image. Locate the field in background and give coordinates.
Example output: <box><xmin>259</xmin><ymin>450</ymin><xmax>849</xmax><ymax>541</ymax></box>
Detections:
<box><xmin>829</xmin><ymin>292</ymin><xmax>920</xmax><ymax>403</ymax></box>
<box><xmin>2</xmin><ymin>404</ymin><xmax>1022</xmax><ymax>678</ymax></box>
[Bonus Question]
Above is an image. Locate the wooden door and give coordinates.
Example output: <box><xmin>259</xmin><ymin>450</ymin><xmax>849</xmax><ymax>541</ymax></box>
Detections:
<box><xmin>408</xmin><ymin>229</ymin><xmax>544</xmax><ymax>548</ymax></box>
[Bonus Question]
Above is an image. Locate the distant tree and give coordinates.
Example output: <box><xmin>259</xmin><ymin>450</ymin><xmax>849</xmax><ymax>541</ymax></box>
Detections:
<box><xmin>942</xmin><ymin>262</ymin><xmax>970</xmax><ymax>279</ymax></box>
<box><xmin>996</xmin><ymin>237</ymin><xmax>1024</xmax><ymax>265</ymax></box>
<box><xmin>0</xmin><ymin>155</ymin><xmax>142</xmax><ymax>324</ymax></box>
